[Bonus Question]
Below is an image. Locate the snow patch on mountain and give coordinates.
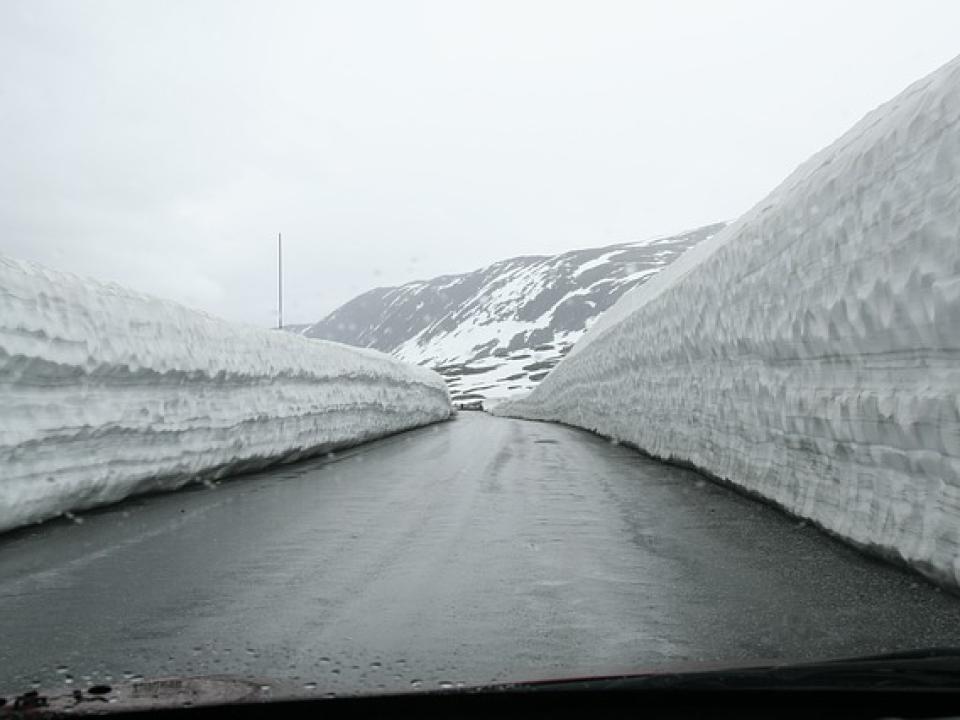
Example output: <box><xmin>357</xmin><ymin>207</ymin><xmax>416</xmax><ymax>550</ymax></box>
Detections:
<box><xmin>298</xmin><ymin>223</ymin><xmax>725</xmax><ymax>401</ymax></box>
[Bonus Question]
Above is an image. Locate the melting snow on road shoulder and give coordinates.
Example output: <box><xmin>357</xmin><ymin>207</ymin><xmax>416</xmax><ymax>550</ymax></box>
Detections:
<box><xmin>0</xmin><ymin>257</ymin><xmax>451</xmax><ymax>533</ymax></box>
<box><xmin>496</xmin><ymin>55</ymin><xmax>960</xmax><ymax>589</ymax></box>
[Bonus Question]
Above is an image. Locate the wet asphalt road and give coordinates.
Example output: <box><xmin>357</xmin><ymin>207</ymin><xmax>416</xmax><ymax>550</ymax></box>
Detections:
<box><xmin>1</xmin><ymin>412</ymin><xmax>959</xmax><ymax>696</ymax></box>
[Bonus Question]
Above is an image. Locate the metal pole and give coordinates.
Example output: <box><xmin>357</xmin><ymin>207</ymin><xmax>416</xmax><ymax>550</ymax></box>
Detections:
<box><xmin>278</xmin><ymin>232</ymin><xmax>283</xmax><ymax>330</ymax></box>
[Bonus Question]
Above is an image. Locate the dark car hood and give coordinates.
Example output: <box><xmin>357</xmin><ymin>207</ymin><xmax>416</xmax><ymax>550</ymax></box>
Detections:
<box><xmin>5</xmin><ymin>648</ymin><xmax>960</xmax><ymax>716</ymax></box>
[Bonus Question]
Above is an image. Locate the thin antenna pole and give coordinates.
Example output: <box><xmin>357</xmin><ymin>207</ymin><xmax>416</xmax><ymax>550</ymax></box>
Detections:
<box><xmin>278</xmin><ymin>232</ymin><xmax>283</xmax><ymax>330</ymax></box>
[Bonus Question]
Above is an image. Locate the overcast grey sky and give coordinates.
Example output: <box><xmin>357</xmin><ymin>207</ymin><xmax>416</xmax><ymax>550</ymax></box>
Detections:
<box><xmin>2</xmin><ymin>1</ymin><xmax>958</xmax><ymax>326</ymax></box>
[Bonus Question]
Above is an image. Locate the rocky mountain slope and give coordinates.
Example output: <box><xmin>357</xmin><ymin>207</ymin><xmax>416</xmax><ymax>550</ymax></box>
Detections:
<box><xmin>294</xmin><ymin>222</ymin><xmax>725</xmax><ymax>401</ymax></box>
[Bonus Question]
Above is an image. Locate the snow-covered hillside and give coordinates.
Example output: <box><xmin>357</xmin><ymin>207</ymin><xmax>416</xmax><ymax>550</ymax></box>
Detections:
<box><xmin>294</xmin><ymin>223</ymin><xmax>724</xmax><ymax>401</ymax></box>
<box><xmin>0</xmin><ymin>255</ymin><xmax>451</xmax><ymax>534</ymax></box>
<box><xmin>497</xmin><ymin>57</ymin><xmax>960</xmax><ymax>588</ymax></box>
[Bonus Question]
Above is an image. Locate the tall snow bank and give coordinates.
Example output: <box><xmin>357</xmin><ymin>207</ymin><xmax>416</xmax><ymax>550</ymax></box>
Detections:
<box><xmin>496</xmin><ymin>56</ymin><xmax>960</xmax><ymax>588</ymax></box>
<box><xmin>0</xmin><ymin>256</ymin><xmax>451</xmax><ymax>533</ymax></box>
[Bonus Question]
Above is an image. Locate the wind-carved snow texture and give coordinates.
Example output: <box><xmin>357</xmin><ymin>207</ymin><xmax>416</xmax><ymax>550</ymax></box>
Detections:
<box><xmin>497</xmin><ymin>56</ymin><xmax>960</xmax><ymax>589</ymax></box>
<box><xmin>0</xmin><ymin>256</ymin><xmax>451</xmax><ymax>534</ymax></box>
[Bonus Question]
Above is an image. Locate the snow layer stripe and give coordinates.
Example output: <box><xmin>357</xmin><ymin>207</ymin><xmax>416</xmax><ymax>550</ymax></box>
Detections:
<box><xmin>496</xmin><ymin>55</ymin><xmax>960</xmax><ymax>589</ymax></box>
<box><xmin>0</xmin><ymin>255</ymin><xmax>451</xmax><ymax>533</ymax></box>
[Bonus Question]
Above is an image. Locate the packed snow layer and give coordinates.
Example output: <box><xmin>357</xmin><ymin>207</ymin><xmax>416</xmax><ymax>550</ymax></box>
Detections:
<box><xmin>497</xmin><ymin>56</ymin><xmax>960</xmax><ymax>588</ymax></box>
<box><xmin>0</xmin><ymin>256</ymin><xmax>451</xmax><ymax>534</ymax></box>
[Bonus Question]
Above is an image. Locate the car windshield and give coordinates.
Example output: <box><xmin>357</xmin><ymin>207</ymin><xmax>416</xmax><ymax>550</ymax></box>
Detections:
<box><xmin>2</xmin><ymin>0</ymin><xmax>960</xmax><ymax>705</ymax></box>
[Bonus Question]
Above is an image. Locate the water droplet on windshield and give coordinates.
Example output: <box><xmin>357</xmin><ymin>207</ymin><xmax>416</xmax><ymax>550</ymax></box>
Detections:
<box><xmin>303</xmin><ymin>682</ymin><xmax>317</xmax><ymax>691</ymax></box>
<box><xmin>410</xmin><ymin>679</ymin><xmax>423</xmax><ymax>689</ymax></box>
<box><xmin>369</xmin><ymin>661</ymin><xmax>382</xmax><ymax>669</ymax></box>
<box><xmin>438</xmin><ymin>680</ymin><xmax>454</xmax><ymax>689</ymax></box>
<box><xmin>56</xmin><ymin>665</ymin><xmax>69</xmax><ymax>674</ymax></box>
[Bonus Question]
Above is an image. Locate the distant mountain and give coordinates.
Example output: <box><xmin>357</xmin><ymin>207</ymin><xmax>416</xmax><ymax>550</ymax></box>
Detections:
<box><xmin>291</xmin><ymin>222</ymin><xmax>726</xmax><ymax>402</ymax></box>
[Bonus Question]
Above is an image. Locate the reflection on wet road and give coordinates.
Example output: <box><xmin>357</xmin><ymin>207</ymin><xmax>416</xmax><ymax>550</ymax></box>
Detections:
<box><xmin>1</xmin><ymin>413</ymin><xmax>958</xmax><ymax>695</ymax></box>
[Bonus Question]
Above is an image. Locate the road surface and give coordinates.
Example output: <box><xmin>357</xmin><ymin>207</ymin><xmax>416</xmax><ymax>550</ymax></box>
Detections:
<box><xmin>1</xmin><ymin>413</ymin><xmax>958</xmax><ymax>696</ymax></box>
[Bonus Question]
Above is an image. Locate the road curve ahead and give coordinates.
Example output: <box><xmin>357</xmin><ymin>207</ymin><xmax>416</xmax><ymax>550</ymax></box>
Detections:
<box><xmin>1</xmin><ymin>413</ymin><xmax>958</xmax><ymax>696</ymax></box>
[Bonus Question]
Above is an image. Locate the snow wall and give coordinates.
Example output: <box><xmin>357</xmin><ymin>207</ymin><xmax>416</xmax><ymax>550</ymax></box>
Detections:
<box><xmin>0</xmin><ymin>256</ymin><xmax>452</xmax><ymax>534</ymax></box>
<box><xmin>495</xmin><ymin>56</ymin><xmax>960</xmax><ymax>589</ymax></box>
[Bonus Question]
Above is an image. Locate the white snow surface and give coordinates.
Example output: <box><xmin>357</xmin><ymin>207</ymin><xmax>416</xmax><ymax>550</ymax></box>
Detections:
<box><xmin>497</xmin><ymin>56</ymin><xmax>960</xmax><ymax>588</ymax></box>
<box><xmin>0</xmin><ymin>256</ymin><xmax>451</xmax><ymax>533</ymax></box>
